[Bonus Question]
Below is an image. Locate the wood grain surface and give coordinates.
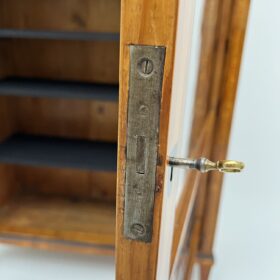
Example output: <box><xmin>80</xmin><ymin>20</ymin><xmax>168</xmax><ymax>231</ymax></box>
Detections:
<box><xmin>116</xmin><ymin>0</ymin><xmax>179</xmax><ymax>278</ymax></box>
<box><xmin>0</xmin><ymin>0</ymin><xmax>120</xmax><ymax>254</ymax></box>
<box><xmin>180</xmin><ymin>0</ymin><xmax>250</xmax><ymax>279</ymax></box>
<box><xmin>197</xmin><ymin>2</ymin><xmax>250</xmax><ymax>279</ymax></box>
<box><xmin>0</xmin><ymin>194</ymin><xmax>116</xmax><ymax>245</ymax></box>
<box><xmin>0</xmin><ymin>0</ymin><xmax>120</xmax><ymax>33</ymax></box>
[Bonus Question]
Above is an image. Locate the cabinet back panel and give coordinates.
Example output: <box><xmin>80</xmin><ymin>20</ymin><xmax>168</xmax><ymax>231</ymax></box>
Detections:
<box><xmin>0</xmin><ymin>97</ymin><xmax>16</xmax><ymax>140</ymax></box>
<box><xmin>15</xmin><ymin>165</ymin><xmax>116</xmax><ymax>202</ymax></box>
<box><xmin>1</xmin><ymin>40</ymin><xmax>119</xmax><ymax>84</ymax></box>
<box><xmin>0</xmin><ymin>165</ymin><xmax>19</xmax><ymax>205</ymax></box>
<box><xmin>14</xmin><ymin>98</ymin><xmax>118</xmax><ymax>142</ymax></box>
<box><xmin>0</xmin><ymin>0</ymin><xmax>120</xmax><ymax>33</ymax></box>
<box><xmin>0</xmin><ymin>42</ymin><xmax>9</xmax><ymax>78</ymax></box>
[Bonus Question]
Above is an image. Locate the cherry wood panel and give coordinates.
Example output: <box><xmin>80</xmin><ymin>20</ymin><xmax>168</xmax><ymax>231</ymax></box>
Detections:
<box><xmin>0</xmin><ymin>165</ymin><xmax>18</xmax><ymax>206</ymax></box>
<box><xmin>0</xmin><ymin>195</ymin><xmax>115</xmax><ymax>245</ymax></box>
<box><xmin>116</xmin><ymin>0</ymin><xmax>180</xmax><ymax>278</ymax></box>
<box><xmin>0</xmin><ymin>234</ymin><xmax>115</xmax><ymax>255</ymax></box>
<box><xmin>15</xmin><ymin>165</ymin><xmax>116</xmax><ymax>202</ymax></box>
<box><xmin>176</xmin><ymin>0</ymin><xmax>250</xmax><ymax>279</ymax></box>
<box><xmin>0</xmin><ymin>97</ymin><xmax>15</xmax><ymax>140</ymax></box>
<box><xmin>0</xmin><ymin>42</ymin><xmax>9</xmax><ymax>78</ymax></box>
<box><xmin>0</xmin><ymin>0</ymin><xmax>120</xmax><ymax>33</ymax></box>
<box><xmin>197</xmin><ymin>2</ymin><xmax>250</xmax><ymax>279</ymax></box>
<box><xmin>1</xmin><ymin>40</ymin><xmax>119</xmax><ymax>84</ymax></box>
<box><xmin>0</xmin><ymin>96</ymin><xmax>118</xmax><ymax>142</ymax></box>
<box><xmin>14</xmin><ymin>98</ymin><xmax>118</xmax><ymax>142</ymax></box>
<box><xmin>0</xmin><ymin>235</ymin><xmax>115</xmax><ymax>255</ymax></box>
<box><xmin>167</xmin><ymin>0</ymin><xmax>250</xmax><ymax>278</ymax></box>
<box><xmin>184</xmin><ymin>0</ymin><xmax>235</xmax><ymax>278</ymax></box>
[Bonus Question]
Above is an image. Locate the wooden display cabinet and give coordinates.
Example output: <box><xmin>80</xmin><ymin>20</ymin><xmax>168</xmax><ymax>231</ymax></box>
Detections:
<box><xmin>0</xmin><ymin>0</ymin><xmax>119</xmax><ymax>255</ymax></box>
<box><xmin>0</xmin><ymin>0</ymin><xmax>250</xmax><ymax>279</ymax></box>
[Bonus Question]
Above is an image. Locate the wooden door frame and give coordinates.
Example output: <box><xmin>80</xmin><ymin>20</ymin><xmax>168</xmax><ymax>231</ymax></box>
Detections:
<box><xmin>116</xmin><ymin>0</ymin><xmax>179</xmax><ymax>279</ymax></box>
<box><xmin>169</xmin><ymin>0</ymin><xmax>250</xmax><ymax>279</ymax></box>
<box><xmin>195</xmin><ymin>1</ymin><xmax>250</xmax><ymax>279</ymax></box>
<box><xmin>116</xmin><ymin>0</ymin><xmax>250</xmax><ymax>279</ymax></box>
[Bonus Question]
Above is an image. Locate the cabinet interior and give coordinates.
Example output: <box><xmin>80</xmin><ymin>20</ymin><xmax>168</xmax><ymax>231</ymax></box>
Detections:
<box><xmin>0</xmin><ymin>0</ymin><xmax>120</xmax><ymax>252</ymax></box>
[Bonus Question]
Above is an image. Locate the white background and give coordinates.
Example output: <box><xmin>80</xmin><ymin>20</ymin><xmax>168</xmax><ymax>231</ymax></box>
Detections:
<box><xmin>0</xmin><ymin>0</ymin><xmax>279</xmax><ymax>279</ymax></box>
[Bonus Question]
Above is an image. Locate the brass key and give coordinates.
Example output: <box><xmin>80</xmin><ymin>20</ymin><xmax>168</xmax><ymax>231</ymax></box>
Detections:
<box><xmin>168</xmin><ymin>157</ymin><xmax>244</xmax><ymax>173</ymax></box>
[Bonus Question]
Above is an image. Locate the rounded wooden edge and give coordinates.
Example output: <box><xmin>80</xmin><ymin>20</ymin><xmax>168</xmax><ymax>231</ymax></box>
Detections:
<box><xmin>0</xmin><ymin>234</ymin><xmax>115</xmax><ymax>256</ymax></box>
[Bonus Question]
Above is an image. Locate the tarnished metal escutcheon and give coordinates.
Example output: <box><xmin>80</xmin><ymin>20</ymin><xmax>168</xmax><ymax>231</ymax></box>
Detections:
<box><xmin>124</xmin><ymin>45</ymin><xmax>166</xmax><ymax>242</ymax></box>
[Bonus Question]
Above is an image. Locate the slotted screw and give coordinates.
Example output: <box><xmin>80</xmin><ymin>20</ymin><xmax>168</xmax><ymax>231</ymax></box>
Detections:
<box><xmin>138</xmin><ymin>58</ymin><xmax>153</xmax><ymax>75</ymax></box>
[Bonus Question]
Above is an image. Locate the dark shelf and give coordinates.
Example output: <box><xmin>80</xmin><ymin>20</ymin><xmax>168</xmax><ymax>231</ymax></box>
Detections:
<box><xmin>0</xmin><ymin>29</ymin><xmax>119</xmax><ymax>41</ymax></box>
<box><xmin>0</xmin><ymin>134</ymin><xmax>117</xmax><ymax>171</ymax></box>
<box><xmin>0</xmin><ymin>78</ymin><xmax>118</xmax><ymax>101</ymax></box>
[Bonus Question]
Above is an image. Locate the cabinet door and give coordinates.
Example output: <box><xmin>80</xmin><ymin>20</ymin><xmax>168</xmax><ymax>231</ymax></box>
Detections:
<box><xmin>116</xmin><ymin>0</ymin><xmax>249</xmax><ymax>279</ymax></box>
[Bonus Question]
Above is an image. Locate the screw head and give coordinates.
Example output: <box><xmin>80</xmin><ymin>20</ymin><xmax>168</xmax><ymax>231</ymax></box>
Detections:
<box><xmin>131</xmin><ymin>223</ymin><xmax>145</xmax><ymax>236</ymax></box>
<box><xmin>139</xmin><ymin>104</ymin><xmax>149</xmax><ymax>115</ymax></box>
<box><xmin>138</xmin><ymin>58</ymin><xmax>154</xmax><ymax>76</ymax></box>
